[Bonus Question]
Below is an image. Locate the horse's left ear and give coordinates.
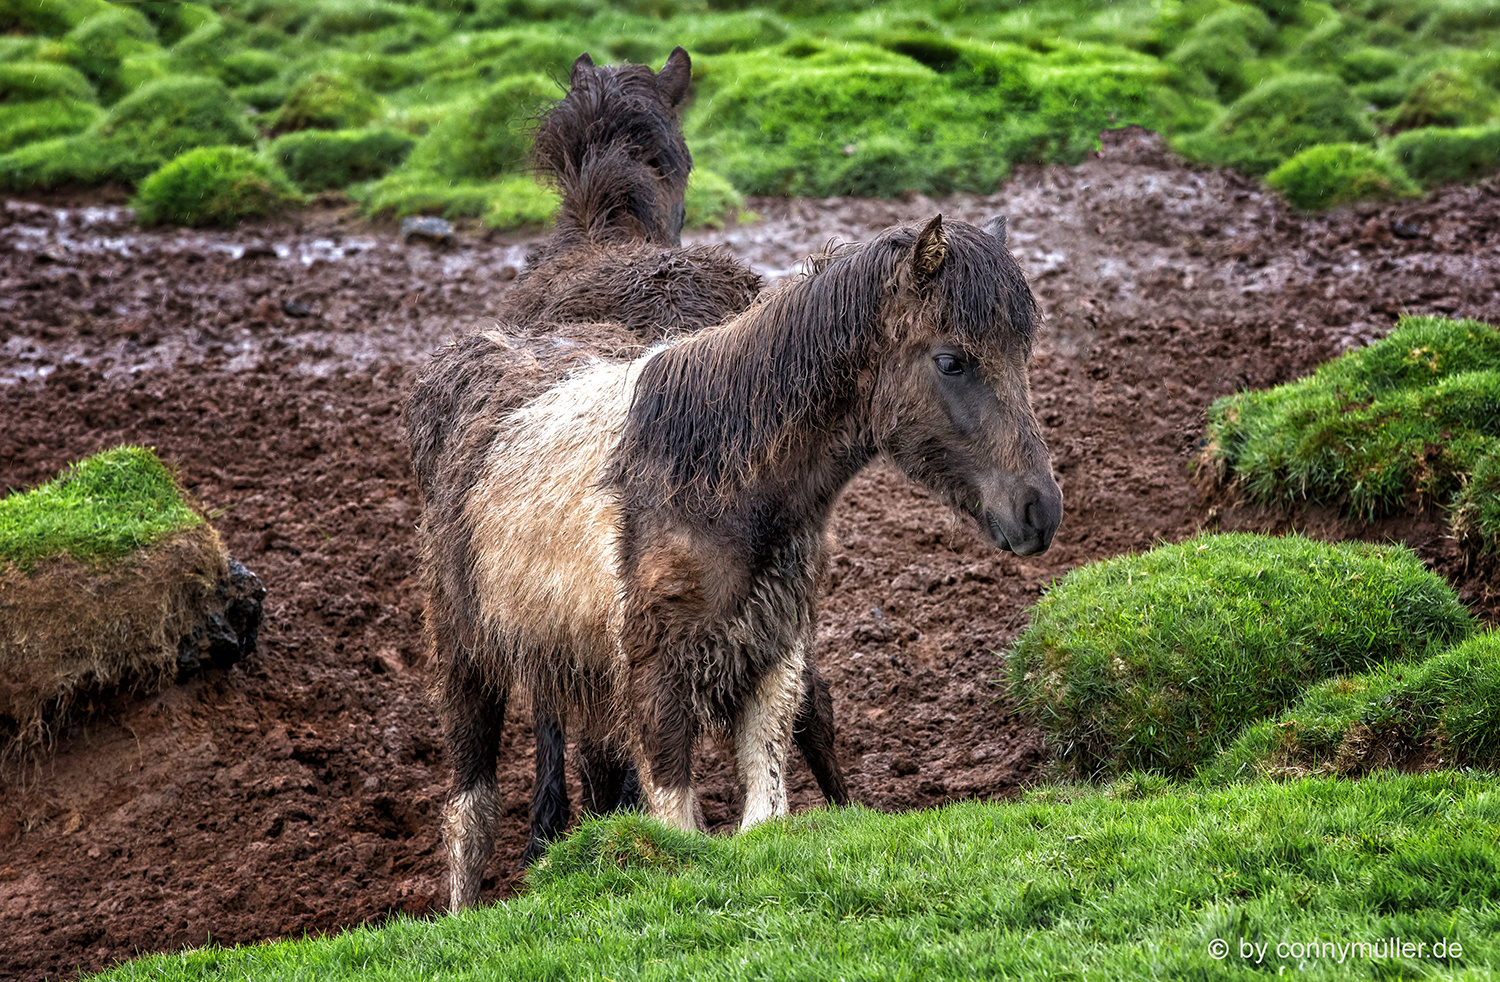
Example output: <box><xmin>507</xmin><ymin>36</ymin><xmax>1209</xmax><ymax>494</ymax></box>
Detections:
<box><xmin>657</xmin><ymin>47</ymin><xmax>692</xmax><ymax>107</ymax></box>
<box><xmin>913</xmin><ymin>214</ymin><xmax>947</xmax><ymax>282</ymax></box>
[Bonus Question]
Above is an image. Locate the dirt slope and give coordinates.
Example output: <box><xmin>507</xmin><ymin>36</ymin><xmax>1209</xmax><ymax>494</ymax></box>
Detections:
<box><xmin>1</xmin><ymin>131</ymin><xmax>1496</xmax><ymax>980</ymax></box>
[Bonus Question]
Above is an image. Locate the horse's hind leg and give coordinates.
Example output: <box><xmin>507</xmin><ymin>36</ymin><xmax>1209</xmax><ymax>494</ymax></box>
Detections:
<box><xmin>439</xmin><ymin>655</ymin><xmax>506</xmax><ymax>910</ymax></box>
<box><xmin>576</xmin><ymin>737</ymin><xmax>639</xmax><ymax>814</ymax></box>
<box><xmin>734</xmin><ymin>650</ymin><xmax>804</xmax><ymax>830</ymax></box>
<box><xmin>793</xmin><ymin>660</ymin><xmax>850</xmax><ymax>807</ymax></box>
<box><xmin>522</xmin><ymin>706</ymin><xmax>571</xmax><ymax>865</ymax></box>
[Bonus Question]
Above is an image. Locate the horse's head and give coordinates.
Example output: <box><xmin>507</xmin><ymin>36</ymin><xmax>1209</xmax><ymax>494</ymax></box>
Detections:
<box><xmin>533</xmin><ymin>47</ymin><xmax>694</xmax><ymax>247</ymax></box>
<box><xmin>873</xmin><ymin>216</ymin><xmax>1062</xmax><ymax>556</ymax></box>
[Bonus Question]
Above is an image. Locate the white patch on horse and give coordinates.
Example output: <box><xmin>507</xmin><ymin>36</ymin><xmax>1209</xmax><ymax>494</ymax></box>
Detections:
<box><xmin>736</xmin><ymin>644</ymin><xmax>803</xmax><ymax>829</ymax></box>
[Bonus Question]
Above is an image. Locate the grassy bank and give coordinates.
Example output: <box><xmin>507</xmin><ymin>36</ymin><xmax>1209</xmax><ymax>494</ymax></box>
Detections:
<box><xmin>94</xmin><ymin>775</ymin><xmax>1497</xmax><ymax>980</ymax></box>
<box><xmin>1204</xmin><ymin>315</ymin><xmax>1500</xmax><ymax>553</ymax></box>
<box><xmin>2</xmin><ymin>0</ymin><xmax>1498</xmax><ymax>226</ymax></box>
<box><xmin>0</xmin><ymin>446</ymin><xmax>202</xmax><ymax>570</ymax></box>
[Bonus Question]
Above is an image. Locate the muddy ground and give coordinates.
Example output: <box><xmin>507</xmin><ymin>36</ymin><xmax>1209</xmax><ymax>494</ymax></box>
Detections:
<box><xmin>2</xmin><ymin>130</ymin><xmax>1497</xmax><ymax>981</ymax></box>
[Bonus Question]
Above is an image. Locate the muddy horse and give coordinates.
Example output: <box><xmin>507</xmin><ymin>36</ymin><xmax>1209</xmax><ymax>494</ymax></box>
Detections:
<box><xmin>420</xmin><ymin>214</ymin><xmax>1061</xmax><ymax>908</ymax></box>
<box><xmin>406</xmin><ymin>48</ymin><xmax>844</xmax><ymax>880</ymax></box>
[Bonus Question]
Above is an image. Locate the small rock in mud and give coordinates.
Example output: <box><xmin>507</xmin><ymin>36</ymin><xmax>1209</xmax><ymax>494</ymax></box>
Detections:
<box><xmin>400</xmin><ymin>216</ymin><xmax>454</xmax><ymax>246</ymax></box>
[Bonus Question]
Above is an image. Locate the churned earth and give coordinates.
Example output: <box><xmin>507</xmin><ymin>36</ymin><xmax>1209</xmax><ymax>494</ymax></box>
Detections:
<box><xmin>1</xmin><ymin>130</ymin><xmax>1497</xmax><ymax>981</ymax></box>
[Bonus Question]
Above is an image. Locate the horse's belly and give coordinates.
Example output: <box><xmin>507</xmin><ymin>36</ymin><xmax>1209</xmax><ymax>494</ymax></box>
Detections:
<box><xmin>465</xmin><ymin>358</ymin><xmax>646</xmax><ymax>674</ymax></box>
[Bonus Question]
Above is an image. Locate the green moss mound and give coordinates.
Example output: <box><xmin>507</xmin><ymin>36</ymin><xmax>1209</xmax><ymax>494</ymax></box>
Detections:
<box><xmin>1265</xmin><ymin>142</ymin><xmax>1419</xmax><ymax>210</ymax></box>
<box><xmin>1205</xmin><ymin>316</ymin><xmax>1500</xmax><ymax>548</ymax></box>
<box><xmin>1175</xmin><ymin>71</ymin><xmax>1376</xmax><ymax>174</ymax></box>
<box><xmin>93</xmin><ymin>73</ymin><xmax>253</xmax><ymax>156</ymax></box>
<box><xmin>59</xmin><ymin>5</ymin><xmax>161</xmax><ymax>102</ymax></box>
<box><xmin>1453</xmin><ymin>450</ymin><xmax>1500</xmax><ymax>553</ymax></box>
<box><xmin>133</xmin><ymin>145</ymin><xmax>302</xmax><ymax>226</ymax></box>
<box><xmin>273</xmin><ymin>70</ymin><xmax>378</xmax><ymax>132</ymax></box>
<box><xmin>0</xmin><ymin>59</ymin><xmax>95</xmax><ymax>102</ymax></box>
<box><xmin>1213</xmin><ymin>631</ymin><xmax>1500</xmax><ymax>780</ymax></box>
<box><xmin>1006</xmin><ymin>532</ymin><xmax>1474</xmax><ymax>779</ymax></box>
<box><xmin>268</xmin><ymin>126</ymin><xmax>413</xmax><ymax>190</ymax></box>
<box><xmin>0</xmin><ymin>447</ymin><xmax>203</xmax><ymax>571</ymax></box>
<box><xmin>355</xmin><ymin>73</ymin><xmax>557</xmax><ymax>224</ymax></box>
<box><xmin>1390</xmin><ymin>68</ymin><xmax>1500</xmax><ymax>132</ymax></box>
<box><xmin>0</xmin><ymin>95</ymin><xmax>97</xmax><ymax>152</ymax></box>
<box><xmin>683</xmin><ymin>165</ymin><xmax>744</xmax><ymax>228</ymax></box>
<box><xmin>1390</xmin><ymin>123</ymin><xmax>1500</xmax><ymax>186</ymax></box>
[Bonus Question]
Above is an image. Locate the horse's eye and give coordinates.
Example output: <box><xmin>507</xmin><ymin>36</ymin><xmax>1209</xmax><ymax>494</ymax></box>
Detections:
<box><xmin>935</xmin><ymin>354</ymin><xmax>963</xmax><ymax>376</ymax></box>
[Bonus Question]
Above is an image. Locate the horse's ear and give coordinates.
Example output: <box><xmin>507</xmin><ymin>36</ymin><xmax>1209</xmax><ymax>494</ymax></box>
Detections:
<box><xmin>657</xmin><ymin>46</ymin><xmax>691</xmax><ymax>107</ymax></box>
<box><xmin>913</xmin><ymin>214</ymin><xmax>947</xmax><ymax>282</ymax></box>
<box><xmin>570</xmin><ymin>52</ymin><xmax>594</xmax><ymax>87</ymax></box>
<box><xmin>983</xmin><ymin>214</ymin><xmax>1007</xmax><ymax>247</ymax></box>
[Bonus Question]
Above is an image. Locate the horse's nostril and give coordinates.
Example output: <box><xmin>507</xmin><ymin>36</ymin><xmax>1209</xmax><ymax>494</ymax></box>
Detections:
<box><xmin>1025</xmin><ymin>499</ymin><xmax>1041</xmax><ymax>531</ymax></box>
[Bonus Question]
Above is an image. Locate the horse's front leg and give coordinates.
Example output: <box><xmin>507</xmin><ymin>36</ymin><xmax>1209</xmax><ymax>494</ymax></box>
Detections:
<box><xmin>735</xmin><ymin>646</ymin><xmax>804</xmax><ymax>829</ymax></box>
<box><xmin>631</xmin><ymin>661</ymin><xmax>700</xmax><ymax>833</ymax></box>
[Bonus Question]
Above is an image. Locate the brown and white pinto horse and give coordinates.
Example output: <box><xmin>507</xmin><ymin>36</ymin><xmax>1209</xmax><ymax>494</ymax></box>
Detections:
<box><xmin>419</xmin><ymin>214</ymin><xmax>1061</xmax><ymax>909</ymax></box>
<box><xmin>405</xmin><ymin>47</ymin><xmax>841</xmax><ymax>880</ymax></box>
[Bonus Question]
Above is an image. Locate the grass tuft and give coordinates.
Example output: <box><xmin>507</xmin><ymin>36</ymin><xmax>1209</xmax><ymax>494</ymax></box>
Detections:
<box><xmin>1212</xmin><ymin>630</ymin><xmax>1500</xmax><ymax>780</ymax></box>
<box><xmin>1265</xmin><ymin>142</ymin><xmax>1419</xmax><ymax>210</ymax></box>
<box><xmin>1005</xmin><ymin>531</ymin><xmax>1474</xmax><ymax>779</ymax></box>
<box><xmin>0</xmin><ymin>96</ymin><xmax>98</xmax><ymax>153</ymax></box>
<box><xmin>132</xmin><ymin>145</ymin><xmax>302</xmax><ymax>226</ymax></box>
<box><xmin>1389</xmin><ymin>67</ymin><xmax>1500</xmax><ymax>132</ymax></box>
<box><xmin>272</xmin><ymin>69</ymin><xmax>379</xmax><ymax>132</ymax></box>
<box><xmin>683</xmin><ymin>165</ymin><xmax>745</xmax><ymax>228</ymax></box>
<box><xmin>0</xmin><ymin>446</ymin><xmax>202</xmax><ymax>571</ymax></box>
<box><xmin>1389</xmin><ymin>123</ymin><xmax>1500</xmax><ymax>186</ymax></box>
<box><xmin>1204</xmin><ymin>315</ymin><xmax>1500</xmax><ymax>546</ymax></box>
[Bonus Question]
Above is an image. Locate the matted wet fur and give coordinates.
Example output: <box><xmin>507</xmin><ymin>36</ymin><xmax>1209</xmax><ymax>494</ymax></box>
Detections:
<box><xmin>0</xmin><ymin>525</ymin><xmax>228</xmax><ymax>761</ymax></box>
<box><xmin>405</xmin><ymin>47</ymin><xmax>837</xmax><ymax>885</ymax></box>
<box><xmin>423</xmin><ymin>215</ymin><xmax>1062</xmax><ymax>908</ymax></box>
<box><xmin>502</xmin><ymin>46</ymin><xmax>761</xmax><ymax>338</ymax></box>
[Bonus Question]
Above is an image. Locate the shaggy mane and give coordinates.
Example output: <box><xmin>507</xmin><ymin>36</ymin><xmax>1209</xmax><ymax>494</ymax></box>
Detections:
<box><xmin>531</xmin><ymin>62</ymin><xmax>690</xmax><ymax>249</ymax></box>
<box><xmin>611</xmin><ymin>220</ymin><xmax>1039</xmax><ymax>510</ymax></box>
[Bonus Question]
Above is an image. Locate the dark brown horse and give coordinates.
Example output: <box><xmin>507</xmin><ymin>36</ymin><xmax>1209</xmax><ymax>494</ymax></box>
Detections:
<box><xmin>405</xmin><ymin>48</ymin><xmax>844</xmax><ymax>881</ymax></box>
<box><xmin>421</xmin><ymin>214</ymin><xmax>1061</xmax><ymax>908</ymax></box>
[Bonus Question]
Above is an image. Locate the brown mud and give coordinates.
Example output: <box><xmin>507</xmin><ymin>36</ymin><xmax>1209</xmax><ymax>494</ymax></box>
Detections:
<box><xmin>1</xmin><ymin>130</ymin><xmax>1497</xmax><ymax>980</ymax></box>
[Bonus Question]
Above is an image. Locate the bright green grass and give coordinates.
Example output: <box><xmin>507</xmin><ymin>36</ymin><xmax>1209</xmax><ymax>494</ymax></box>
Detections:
<box><xmin>1205</xmin><ymin>316</ymin><xmax>1500</xmax><ymax>544</ymax></box>
<box><xmin>1212</xmin><ymin>630</ymin><xmax>1500</xmax><ymax>780</ymax></box>
<box><xmin>4</xmin><ymin>0</ymin><xmax>1500</xmax><ymax>223</ymax></box>
<box><xmin>1005</xmin><ymin>532</ymin><xmax>1474</xmax><ymax>780</ymax></box>
<box><xmin>94</xmin><ymin>776</ymin><xmax>1499</xmax><ymax>980</ymax></box>
<box><xmin>0</xmin><ymin>446</ymin><xmax>202</xmax><ymax>570</ymax></box>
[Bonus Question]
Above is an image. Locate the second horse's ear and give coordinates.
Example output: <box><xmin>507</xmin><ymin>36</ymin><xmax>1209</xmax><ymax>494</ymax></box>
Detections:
<box><xmin>913</xmin><ymin>214</ymin><xmax>947</xmax><ymax>282</ymax></box>
<box><xmin>657</xmin><ymin>46</ymin><xmax>691</xmax><ymax>107</ymax></box>
<box><xmin>571</xmin><ymin>52</ymin><xmax>594</xmax><ymax>87</ymax></box>
<box><xmin>982</xmin><ymin>214</ymin><xmax>1007</xmax><ymax>247</ymax></box>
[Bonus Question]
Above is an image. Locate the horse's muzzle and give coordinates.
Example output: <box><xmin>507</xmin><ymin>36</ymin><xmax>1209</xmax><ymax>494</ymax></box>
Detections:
<box><xmin>983</xmin><ymin>480</ymin><xmax>1062</xmax><ymax>556</ymax></box>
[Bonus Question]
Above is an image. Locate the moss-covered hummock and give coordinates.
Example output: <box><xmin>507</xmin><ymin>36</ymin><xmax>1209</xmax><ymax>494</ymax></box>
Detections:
<box><xmin>132</xmin><ymin>145</ymin><xmax>302</xmax><ymax>226</ymax></box>
<box><xmin>1265</xmin><ymin>142</ymin><xmax>1418</xmax><ymax>211</ymax></box>
<box><xmin>1005</xmin><ymin>532</ymin><xmax>1473</xmax><ymax>779</ymax></box>
<box><xmin>1204</xmin><ymin>316</ymin><xmax>1500</xmax><ymax>550</ymax></box>
<box><xmin>1212</xmin><ymin>630</ymin><xmax>1500</xmax><ymax>781</ymax></box>
<box><xmin>0</xmin><ymin>448</ymin><xmax>242</xmax><ymax>756</ymax></box>
<box><xmin>0</xmin><ymin>446</ymin><xmax>201</xmax><ymax>570</ymax></box>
